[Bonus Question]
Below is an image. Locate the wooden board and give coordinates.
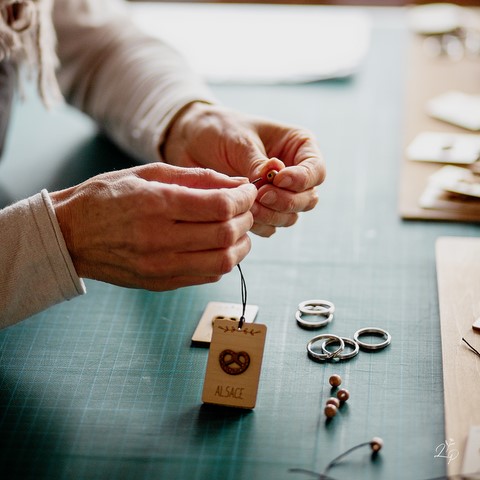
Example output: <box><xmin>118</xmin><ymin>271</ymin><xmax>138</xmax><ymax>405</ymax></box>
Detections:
<box><xmin>399</xmin><ymin>15</ymin><xmax>480</xmax><ymax>222</ymax></box>
<box><xmin>436</xmin><ymin>236</ymin><xmax>480</xmax><ymax>476</ymax></box>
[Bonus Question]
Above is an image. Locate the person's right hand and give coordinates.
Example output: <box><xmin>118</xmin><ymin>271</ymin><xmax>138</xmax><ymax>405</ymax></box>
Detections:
<box><xmin>50</xmin><ymin>163</ymin><xmax>257</xmax><ymax>291</ymax></box>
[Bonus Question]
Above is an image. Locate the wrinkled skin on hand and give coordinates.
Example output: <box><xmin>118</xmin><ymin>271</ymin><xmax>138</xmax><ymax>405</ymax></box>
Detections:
<box><xmin>50</xmin><ymin>163</ymin><xmax>257</xmax><ymax>291</ymax></box>
<box><xmin>162</xmin><ymin>102</ymin><xmax>326</xmax><ymax>237</ymax></box>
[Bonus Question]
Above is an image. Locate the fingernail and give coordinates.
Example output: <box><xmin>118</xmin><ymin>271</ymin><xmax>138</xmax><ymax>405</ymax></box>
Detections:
<box><xmin>277</xmin><ymin>176</ymin><xmax>293</xmax><ymax>188</ymax></box>
<box><xmin>259</xmin><ymin>191</ymin><xmax>277</xmax><ymax>206</ymax></box>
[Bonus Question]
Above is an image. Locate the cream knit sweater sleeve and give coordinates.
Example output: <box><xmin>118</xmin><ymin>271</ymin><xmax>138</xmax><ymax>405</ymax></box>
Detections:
<box><xmin>0</xmin><ymin>0</ymin><xmax>216</xmax><ymax>328</ymax></box>
<box><xmin>53</xmin><ymin>0</ymin><xmax>216</xmax><ymax>163</ymax></box>
<box><xmin>0</xmin><ymin>191</ymin><xmax>86</xmax><ymax>328</ymax></box>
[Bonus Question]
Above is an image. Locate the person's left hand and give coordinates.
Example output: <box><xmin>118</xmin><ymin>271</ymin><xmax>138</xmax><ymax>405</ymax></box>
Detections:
<box><xmin>162</xmin><ymin>102</ymin><xmax>326</xmax><ymax>237</ymax></box>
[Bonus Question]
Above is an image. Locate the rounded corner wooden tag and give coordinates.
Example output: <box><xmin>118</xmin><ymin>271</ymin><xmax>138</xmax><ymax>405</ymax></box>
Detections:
<box><xmin>201</xmin><ymin>318</ymin><xmax>267</xmax><ymax>409</ymax></box>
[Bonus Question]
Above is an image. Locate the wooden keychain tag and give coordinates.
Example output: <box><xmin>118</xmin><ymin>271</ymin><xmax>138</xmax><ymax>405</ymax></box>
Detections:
<box><xmin>202</xmin><ymin>318</ymin><xmax>267</xmax><ymax>409</ymax></box>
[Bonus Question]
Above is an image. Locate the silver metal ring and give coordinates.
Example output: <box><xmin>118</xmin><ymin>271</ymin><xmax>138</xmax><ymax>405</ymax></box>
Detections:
<box><xmin>298</xmin><ymin>299</ymin><xmax>335</xmax><ymax>316</ymax></box>
<box><xmin>296</xmin><ymin>310</ymin><xmax>333</xmax><ymax>329</ymax></box>
<box><xmin>322</xmin><ymin>336</ymin><xmax>359</xmax><ymax>360</ymax></box>
<box><xmin>307</xmin><ymin>334</ymin><xmax>345</xmax><ymax>361</ymax></box>
<box><xmin>353</xmin><ymin>327</ymin><xmax>391</xmax><ymax>351</ymax></box>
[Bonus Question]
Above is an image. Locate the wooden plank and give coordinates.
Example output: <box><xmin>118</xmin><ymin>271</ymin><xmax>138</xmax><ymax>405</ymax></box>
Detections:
<box><xmin>436</xmin><ymin>236</ymin><xmax>480</xmax><ymax>476</ymax></box>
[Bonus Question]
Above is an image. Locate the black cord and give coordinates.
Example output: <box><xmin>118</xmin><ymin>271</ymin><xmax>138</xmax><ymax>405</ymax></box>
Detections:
<box><xmin>288</xmin><ymin>440</ymin><xmax>465</xmax><ymax>480</ymax></box>
<box><xmin>462</xmin><ymin>337</ymin><xmax>480</xmax><ymax>358</ymax></box>
<box><xmin>237</xmin><ymin>264</ymin><xmax>247</xmax><ymax>329</ymax></box>
<box><xmin>322</xmin><ymin>442</ymin><xmax>373</xmax><ymax>476</ymax></box>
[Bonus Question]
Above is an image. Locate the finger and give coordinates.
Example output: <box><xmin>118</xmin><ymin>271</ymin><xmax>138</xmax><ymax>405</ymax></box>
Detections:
<box><xmin>134</xmin><ymin>163</ymin><xmax>249</xmax><ymax>189</ymax></box>
<box><xmin>137</xmin><ymin>234</ymin><xmax>252</xmax><ymax>278</ymax></box>
<box><xmin>256</xmin><ymin>185</ymin><xmax>319</xmax><ymax>213</ymax></box>
<box><xmin>162</xmin><ymin>212</ymin><xmax>254</xmax><ymax>252</ymax></box>
<box><xmin>86</xmin><ymin>261</ymin><xmax>223</xmax><ymax>291</ymax></box>
<box><xmin>222</xmin><ymin>129</ymin><xmax>271</xmax><ymax>179</ymax></box>
<box><xmin>152</xmin><ymin>182</ymin><xmax>257</xmax><ymax>222</ymax></box>
<box><xmin>251</xmin><ymin>201</ymin><xmax>299</xmax><ymax>228</ymax></box>
<box><xmin>273</xmin><ymin>146</ymin><xmax>326</xmax><ymax>193</ymax></box>
<box><xmin>251</xmin><ymin>222</ymin><xmax>276</xmax><ymax>238</ymax></box>
<box><xmin>148</xmin><ymin>274</ymin><xmax>222</xmax><ymax>291</ymax></box>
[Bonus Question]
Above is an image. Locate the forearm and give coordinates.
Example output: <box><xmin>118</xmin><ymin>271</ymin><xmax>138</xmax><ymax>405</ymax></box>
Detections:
<box><xmin>0</xmin><ymin>190</ymin><xmax>85</xmax><ymax>328</ymax></box>
<box><xmin>53</xmin><ymin>0</ymin><xmax>216</xmax><ymax>163</ymax></box>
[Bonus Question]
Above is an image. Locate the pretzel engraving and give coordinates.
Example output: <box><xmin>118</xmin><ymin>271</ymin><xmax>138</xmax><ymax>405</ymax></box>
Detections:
<box><xmin>219</xmin><ymin>349</ymin><xmax>250</xmax><ymax>375</ymax></box>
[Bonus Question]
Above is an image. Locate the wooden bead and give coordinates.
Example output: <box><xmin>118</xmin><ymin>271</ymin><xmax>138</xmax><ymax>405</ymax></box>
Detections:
<box><xmin>266</xmin><ymin>170</ymin><xmax>278</xmax><ymax>182</ymax></box>
<box><xmin>329</xmin><ymin>374</ymin><xmax>342</xmax><ymax>387</ymax></box>
<box><xmin>336</xmin><ymin>388</ymin><xmax>350</xmax><ymax>402</ymax></box>
<box><xmin>325</xmin><ymin>397</ymin><xmax>340</xmax><ymax>408</ymax></box>
<box><xmin>370</xmin><ymin>437</ymin><xmax>384</xmax><ymax>453</ymax></box>
<box><xmin>324</xmin><ymin>404</ymin><xmax>338</xmax><ymax>418</ymax></box>
<box><xmin>251</xmin><ymin>169</ymin><xmax>279</xmax><ymax>188</ymax></box>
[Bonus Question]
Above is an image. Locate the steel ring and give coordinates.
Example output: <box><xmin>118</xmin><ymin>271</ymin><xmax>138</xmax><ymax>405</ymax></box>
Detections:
<box><xmin>298</xmin><ymin>299</ymin><xmax>335</xmax><ymax>316</ymax></box>
<box><xmin>296</xmin><ymin>310</ymin><xmax>333</xmax><ymax>330</ymax></box>
<box><xmin>353</xmin><ymin>327</ymin><xmax>391</xmax><ymax>351</ymax></box>
<box><xmin>322</xmin><ymin>336</ymin><xmax>359</xmax><ymax>360</ymax></box>
<box><xmin>307</xmin><ymin>334</ymin><xmax>345</xmax><ymax>361</ymax></box>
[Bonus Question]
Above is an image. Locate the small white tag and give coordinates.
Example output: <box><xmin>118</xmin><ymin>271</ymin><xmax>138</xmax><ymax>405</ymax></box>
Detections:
<box><xmin>407</xmin><ymin>132</ymin><xmax>480</xmax><ymax>165</ymax></box>
<box><xmin>427</xmin><ymin>91</ymin><xmax>480</xmax><ymax>131</ymax></box>
<box><xmin>425</xmin><ymin>165</ymin><xmax>480</xmax><ymax>200</ymax></box>
<box><xmin>202</xmin><ymin>318</ymin><xmax>267</xmax><ymax>409</ymax></box>
<box><xmin>462</xmin><ymin>426</ymin><xmax>480</xmax><ymax>479</ymax></box>
<box><xmin>191</xmin><ymin>301</ymin><xmax>258</xmax><ymax>345</ymax></box>
<box><xmin>442</xmin><ymin>175</ymin><xmax>480</xmax><ymax>200</ymax></box>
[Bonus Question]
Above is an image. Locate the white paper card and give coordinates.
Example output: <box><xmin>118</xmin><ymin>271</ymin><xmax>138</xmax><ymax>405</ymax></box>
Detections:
<box><xmin>421</xmin><ymin>165</ymin><xmax>480</xmax><ymax>203</ymax></box>
<box><xmin>427</xmin><ymin>91</ymin><xmax>480</xmax><ymax>131</ymax></box>
<box><xmin>407</xmin><ymin>131</ymin><xmax>480</xmax><ymax>164</ymax></box>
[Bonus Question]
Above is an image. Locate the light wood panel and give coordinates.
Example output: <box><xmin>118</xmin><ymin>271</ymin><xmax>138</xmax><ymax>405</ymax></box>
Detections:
<box><xmin>436</xmin><ymin>236</ymin><xmax>480</xmax><ymax>477</ymax></box>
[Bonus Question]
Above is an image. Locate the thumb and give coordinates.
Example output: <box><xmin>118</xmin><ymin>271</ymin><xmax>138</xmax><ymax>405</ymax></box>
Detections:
<box><xmin>228</xmin><ymin>134</ymin><xmax>284</xmax><ymax>181</ymax></box>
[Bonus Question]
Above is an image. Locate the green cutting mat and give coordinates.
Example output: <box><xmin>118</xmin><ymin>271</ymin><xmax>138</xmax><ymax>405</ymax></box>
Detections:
<box><xmin>1</xmin><ymin>8</ymin><xmax>478</xmax><ymax>480</ymax></box>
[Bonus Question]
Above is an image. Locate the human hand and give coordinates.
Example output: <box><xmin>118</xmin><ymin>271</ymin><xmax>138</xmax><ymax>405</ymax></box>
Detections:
<box><xmin>162</xmin><ymin>102</ymin><xmax>326</xmax><ymax>237</ymax></box>
<box><xmin>50</xmin><ymin>163</ymin><xmax>257</xmax><ymax>291</ymax></box>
